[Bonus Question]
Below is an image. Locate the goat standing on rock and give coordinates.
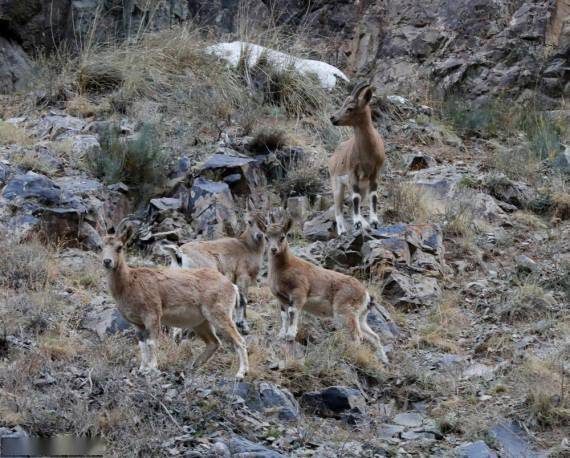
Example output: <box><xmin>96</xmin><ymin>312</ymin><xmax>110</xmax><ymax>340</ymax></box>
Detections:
<box><xmin>101</xmin><ymin>220</ymin><xmax>249</xmax><ymax>379</ymax></box>
<box><xmin>329</xmin><ymin>82</ymin><xmax>385</xmax><ymax>235</ymax></box>
<box><xmin>266</xmin><ymin>216</ymin><xmax>388</xmax><ymax>364</ymax></box>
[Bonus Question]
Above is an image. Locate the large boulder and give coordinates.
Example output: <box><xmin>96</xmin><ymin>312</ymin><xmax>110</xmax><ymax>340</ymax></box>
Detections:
<box><xmin>198</xmin><ymin>151</ymin><xmax>266</xmax><ymax>197</ymax></box>
<box><xmin>187</xmin><ymin>177</ymin><xmax>237</xmax><ymax>238</ymax></box>
<box><xmin>0</xmin><ymin>171</ymin><xmax>132</xmax><ymax>247</ymax></box>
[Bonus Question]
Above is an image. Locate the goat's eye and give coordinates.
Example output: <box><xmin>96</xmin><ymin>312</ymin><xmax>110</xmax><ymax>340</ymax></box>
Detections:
<box><xmin>280</xmin><ymin>235</ymin><xmax>285</xmax><ymax>242</ymax></box>
<box><xmin>248</xmin><ymin>220</ymin><xmax>253</xmax><ymax>226</ymax></box>
<box><xmin>116</xmin><ymin>245</ymin><xmax>123</xmax><ymax>252</ymax></box>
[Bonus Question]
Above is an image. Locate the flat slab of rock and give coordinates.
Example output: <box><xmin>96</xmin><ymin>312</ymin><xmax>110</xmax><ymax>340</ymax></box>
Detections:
<box><xmin>227</xmin><ymin>435</ymin><xmax>286</xmax><ymax>458</ymax></box>
<box><xmin>393</xmin><ymin>411</ymin><xmax>424</xmax><ymax>428</ymax></box>
<box><xmin>455</xmin><ymin>440</ymin><xmax>497</xmax><ymax>458</ymax></box>
<box><xmin>488</xmin><ymin>421</ymin><xmax>547</xmax><ymax>458</ymax></box>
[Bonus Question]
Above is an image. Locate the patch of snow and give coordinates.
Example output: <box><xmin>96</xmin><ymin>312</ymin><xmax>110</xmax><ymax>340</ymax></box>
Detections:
<box><xmin>206</xmin><ymin>41</ymin><xmax>348</xmax><ymax>90</ymax></box>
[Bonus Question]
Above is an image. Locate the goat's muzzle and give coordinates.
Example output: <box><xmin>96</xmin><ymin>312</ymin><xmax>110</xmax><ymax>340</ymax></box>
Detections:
<box><xmin>270</xmin><ymin>247</ymin><xmax>278</xmax><ymax>255</ymax></box>
<box><xmin>103</xmin><ymin>258</ymin><xmax>113</xmax><ymax>269</ymax></box>
<box><xmin>255</xmin><ymin>233</ymin><xmax>263</xmax><ymax>242</ymax></box>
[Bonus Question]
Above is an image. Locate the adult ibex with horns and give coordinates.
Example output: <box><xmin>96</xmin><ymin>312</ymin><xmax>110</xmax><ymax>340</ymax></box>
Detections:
<box><xmin>329</xmin><ymin>81</ymin><xmax>385</xmax><ymax>235</ymax></box>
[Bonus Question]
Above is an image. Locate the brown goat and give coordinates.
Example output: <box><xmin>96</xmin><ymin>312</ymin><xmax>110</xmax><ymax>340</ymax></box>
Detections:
<box><xmin>265</xmin><ymin>217</ymin><xmax>388</xmax><ymax>363</ymax></box>
<box><xmin>329</xmin><ymin>81</ymin><xmax>385</xmax><ymax>235</ymax></box>
<box><xmin>102</xmin><ymin>221</ymin><xmax>249</xmax><ymax>379</ymax></box>
<box><xmin>163</xmin><ymin>204</ymin><xmax>266</xmax><ymax>335</ymax></box>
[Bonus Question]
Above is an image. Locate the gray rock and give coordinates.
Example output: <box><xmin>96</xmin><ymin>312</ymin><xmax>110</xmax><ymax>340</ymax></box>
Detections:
<box><xmin>198</xmin><ymin>151</ymin><xmax>266</xmax><ymax>196</ymax></box>
<box><xmin>488</xmin><ymin>421</ymin><xmax>546</xmax><ymax>458</ymax></box>
<box><xmin>287</xmin><ymin>196</ymin><xmax>310</xmax><ymax>222</ymax></box>
<box><xmin>377</xmin><ymin>424</ymin><xmax>405</xmax><ymax>439</ymax></box>
<box><xmin>36</xmin><ymin>113</ymin><xmax>86</xmax><ymax>140</ymax></box>
<box><xmin>382</xmin><ymin>270</ymin><xmax>441</xmax><ymax>308</ymax></box>
<box><xmin>300</xmin><ymin>386</ymin><xmax>365</xmax><ymax>418</ymax></box>
<box><xmin>226</xmin><ymin>381</ymin><xmax>299</xmax><ymax>422</ymax></box>
<box><xmin>393</xmin><ymin>412</ymin><xmax>424</xmax><ymax>428</ymax></box>
<box><xmin>514</xmin><ymin>255</ymin><xmax>538</xmax><ymax>273</ymax></box>
<box><xmin>455</xmin><ymin>440</ymin><xmax>497</xmax><ymax>458</ymax></box>
<box><xmin>228</xmin><ymin>435</ymin><xmax>286</xmax><ymax>458</ymax></box>
<box><xmin>363</xmin><ymin>237</ymin><xmax>411</xmax><ymax>267</ymax></box>
<box><xmin>303</xmin><ymin>209</ymin><xmax>336</xmax><ymax>241</ymax></box>
<box><xmin>71</xmin><ymin>135</ymin><xmax>101</xmax><ymax>157</ymax></box>
<box><xmin>0</xmin><ymin>36</ymin><xmax>32</xmax><ymax>94</ymax></box>
<box><xmin>82</xmin><ymin>307</ymin><xmax>131</xmax><ymax>339</ymax></box>
<box><xmin>552</xmin><ymin>147</ymin><xmax>570</xmax><ymax>173</ymax></box>
<box><xmin>3</xmin><ymin>171</ymin><xmax>61</xmax><ymax>205</ymax></box>
<box><xmin>187</xmin><ymin>177</ymin><xmax>238</xmax><ymax>238</ymax></box>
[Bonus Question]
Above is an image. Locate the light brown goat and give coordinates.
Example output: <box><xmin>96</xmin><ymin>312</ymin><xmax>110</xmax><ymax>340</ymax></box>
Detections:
<box><xmin>162</xmin><ymin>205</ymin><xmax>266</xmax><ymax>334</ymax></box>
<box><xmin>266</xmin><ymin>217</ymin><xmax>388</xmax><ymax>363</ymax></box>
<box><xmin>101</xmin><ymin>221</ymin><xmax>249</xmax><ymax>379</ymax></box>
<box><xmin>329</xmin><ymin>82</ymin><xmax>385</xmax><ymax>235</ymax></box>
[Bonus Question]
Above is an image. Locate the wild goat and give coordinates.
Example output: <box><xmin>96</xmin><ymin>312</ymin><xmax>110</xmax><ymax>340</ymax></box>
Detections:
<box><xmin>101</xmin><ymin>220</ymin><xmax>249</xmax><ymax>379</ymax></box>
<box><xmin>162</xmin><ymin>203</ymin><xmax>266</xmax><ymax>335</ymax></box>
<box><xmin>329</xmin><ymin>81</ymin><xmax>385</xmax><ymax>235</ymax></box>
<box><xmin>266</xmin><ymin>216</ymin><xmax>388</xmax><ymax>363</ymax></box>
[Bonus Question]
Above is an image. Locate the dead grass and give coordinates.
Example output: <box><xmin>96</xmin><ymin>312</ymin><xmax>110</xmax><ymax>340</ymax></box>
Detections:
<box><xmin>0</xmin><ymin>121</ymin><xmax>33</xmax><ymax>146</ymax></box>
<box><xmin>412</xmin><ymin>292</ymin><xmax>469</xmax><ymax>353</ymax></box>
<box><xmin>11</xmin><ymin>148</ymin><xmax>58</xmax><ymax>176</ymax></box>
<box><xmin>248</xmin><ymin>127</ymin><xmax>290</xmax><ymax>154</ymax></box>
<box><xmin>512</xmin><ymin>210</ymin><xmax>548</xmax><ymax>229</ymax></box>
<box><xmin>498</xmin><ymin>283</ymin><xmax>553</xmax><ymax>322</ymax></box>
<box><xmin>552</xmin><ymin>192</ymin><xmax>570</xmax><ymax>220</ymax></box>
<box><xmin>516</xmin><ymin>355</ymin><xmax>569</xmax><ymax>429</ymax></box>
<box><xmin>65</xmin><ymin>95</ymin><xmax>111</xmax><ymax>118</ymax></box>
<box><xmin>384</xmin><ymin>182</ymin><xmax>434</xmax><ymax>223</ymax></box>
<box><xmin>0</xmin><ymin>239</ymin><xmax>58</xmax><ymax>290</ymax></box>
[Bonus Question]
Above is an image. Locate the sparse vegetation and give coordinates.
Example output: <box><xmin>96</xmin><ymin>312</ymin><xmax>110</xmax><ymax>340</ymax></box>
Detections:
<box><xmin>86</xmin><ymin>122</ymin><xmax>171</xmax><ymax>203</ymax></box>
<box><xmin>0</xmin><ymin>239</ymin><xmax>57</xmax><ymax>290</ymax></box>
<box><xmin>498</xmin><ymin>283</ymin><xmax>553</xmax><ymax>322</ymax></box>
<box><xmin>0</xmin><ymin>121</ymin><xmax>33</xmax><ymax>146</ymax></box>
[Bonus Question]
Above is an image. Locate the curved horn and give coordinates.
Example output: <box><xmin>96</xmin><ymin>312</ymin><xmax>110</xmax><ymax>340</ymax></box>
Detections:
<box><xmin>350</xmin><ymin>81</ymin><xmax>371</xmax><ymax>98</ymax></box>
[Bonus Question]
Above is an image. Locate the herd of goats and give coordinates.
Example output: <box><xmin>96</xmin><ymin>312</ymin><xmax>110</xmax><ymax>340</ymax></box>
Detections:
<box><xmin>100</xmin><ymin>82</ymin><xmax>389</xmax><ymax>379</ymax></box>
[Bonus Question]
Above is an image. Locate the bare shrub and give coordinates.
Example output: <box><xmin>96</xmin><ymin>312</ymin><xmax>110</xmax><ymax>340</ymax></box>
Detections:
<box><xmin>0</xmin><ymin>122</ymin><xmax>33</xmax><ymax>146</ymax></box>
<box><xmin>0</xmin><ymin>239</ymin><xmax>57</xmax><ymax>290</ymax></box>
<box><xmin>498</xmin><ymin>283</ymin><xmax>553</xmax><ymax>322</ymax></box>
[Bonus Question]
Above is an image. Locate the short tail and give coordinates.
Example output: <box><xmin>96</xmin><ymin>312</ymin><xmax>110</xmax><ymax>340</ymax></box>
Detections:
<box><xmin>161</xmin><ymin>244</ymin><xmax>184</xmax><ymax>267</ymax></box>
<box><xmin>232</xmin><ymin>284</ymin><xmax>240</xmax><ymax>312</ymax></box>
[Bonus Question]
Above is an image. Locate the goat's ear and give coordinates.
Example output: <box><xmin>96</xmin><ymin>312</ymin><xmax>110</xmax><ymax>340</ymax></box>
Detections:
<box><xmin>256</xmin><ymin>214</ymin><xmax>267</xmax><ymax>233</ymax></box>
<box><xmin>282</xmin><ymin>218</ymin><xmax>293</xmax><ymax>234</ymax></box>
<box><xmin>246</xmin><ymin>197</ymin><xmax>255</xmax><ymax>212</ymax></box>
<box><xmin>360</xmin><ymin>86</ymin><xmax>374</xmax><ymax>105</ymax></box>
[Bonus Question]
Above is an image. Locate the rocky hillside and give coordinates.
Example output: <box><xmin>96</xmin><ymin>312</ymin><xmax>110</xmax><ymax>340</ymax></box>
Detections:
<box><xmin>0</xmin><ymin>1</ymin><xmax>569</xmax><ymax>457</ymax></box>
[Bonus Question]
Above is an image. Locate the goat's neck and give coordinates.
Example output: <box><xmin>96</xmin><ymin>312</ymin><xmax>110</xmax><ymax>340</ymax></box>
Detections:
<box><xmin>238</xmin><ymin>231</ymin><xmax>264</xmax><ymax>253</ymax></box>
<box><xmin>107</xmin><ymin>255</ymin><xmax>130</xmax><ymax>299</ymax></box>
<box><xmin>353</xmin><ymin>110</ymin><xmax>381</xmax><ymax>158</ymax></box>
<box><xmin>269</xmin><ymin>245</ymin><xmax>292</xmax><ymax>273</ymax></box>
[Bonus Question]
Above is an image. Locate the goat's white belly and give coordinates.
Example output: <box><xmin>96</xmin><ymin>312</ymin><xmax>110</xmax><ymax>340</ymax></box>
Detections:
<box><xmin>162</xmin><ymin>305</ymin><xmax>204</xmax><ymax>328</ymax></box>
<box><xmin>304</xmin><ymin>296</ymin><xmax>333</xmax><ymax>317</ymax></box>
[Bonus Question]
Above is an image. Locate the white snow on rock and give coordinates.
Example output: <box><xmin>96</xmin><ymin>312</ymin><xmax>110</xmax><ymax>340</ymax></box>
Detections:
<box><xmin>206</xmin><ymin>41</ymin><xmax>349</xmax><ymax>90</ymax></box>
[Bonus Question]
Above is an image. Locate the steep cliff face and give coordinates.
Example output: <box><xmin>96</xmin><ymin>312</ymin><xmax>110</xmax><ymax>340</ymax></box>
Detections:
<box><xmin>0</xmin><ymin>0</ymin><xmax>568</xmax><ymax>102</ymax></box>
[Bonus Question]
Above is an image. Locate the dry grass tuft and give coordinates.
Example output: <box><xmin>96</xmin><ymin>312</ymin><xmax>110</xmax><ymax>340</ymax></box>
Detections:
<box><xmin>248</xmin><ymin>127</ymin><xmax>289</xmax><ymax>154</ymax></box>
<box><xmin>0</xmin><ymin>121</ymin><xmax>33</xmax><ymax>146</ymax></box>
<box><xmin>412</xmin><ymin>292</ymin><xmax>469</xmax><ymax>353</ymax></box>
<box><xmin>512</xmin><ymin>211</ymin><xmax>548</xmax><ymax>229</ymax></box>
<box><xmin>0</xmin><ymin>239</ymin><xmax>58</xmax><ymax>290</ymax></box>
<box><xmin>552</xmin><ymin>192</ymin><xmax>570</xmax><ymax>220</ymax></box>
<box><xmin>498</xmin><ymin>283</ymin><xmax>553</xmax><ymax>322</ymax></box>
<box><xmin>11</xmin><ymin>149</ymin><xmax>58</xmax><ymax>176</ymax></box>
<box><xmin>517</xmin><ymin>356</ymin><xmax>569</xmax><ymax>429</ymax></box>
<box><xmin>384</xmin><ymin>182</ymin><xmax>434</xmax><ymax>223</ymax></box>
<box><xmin>65</xmin><ymin>95</ymin><xmax>111</xmax><ymax>118</ymax></box>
